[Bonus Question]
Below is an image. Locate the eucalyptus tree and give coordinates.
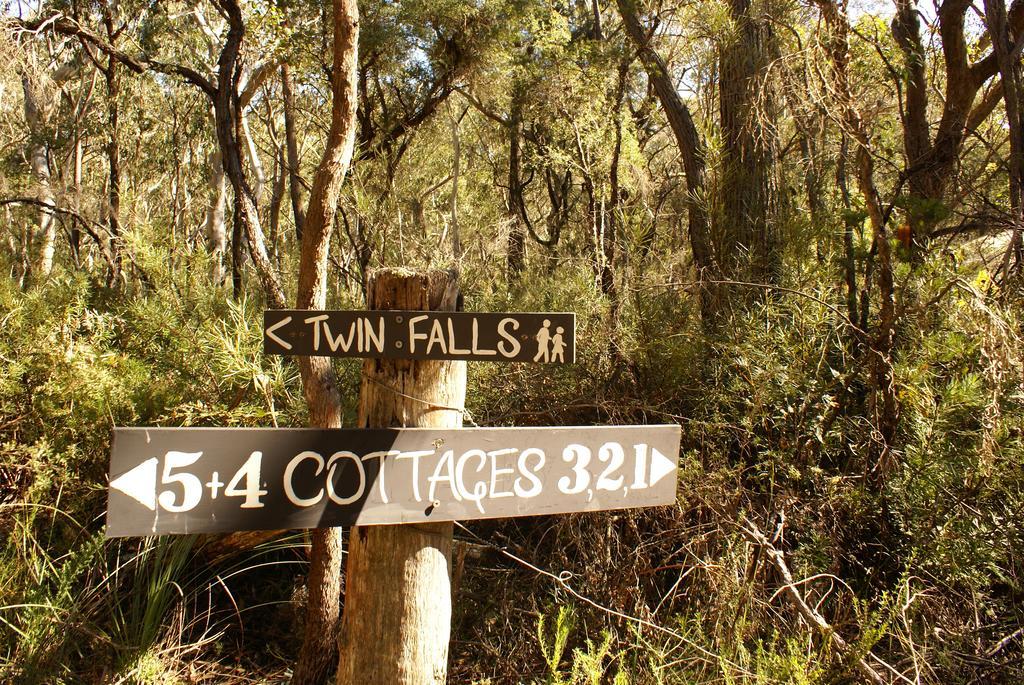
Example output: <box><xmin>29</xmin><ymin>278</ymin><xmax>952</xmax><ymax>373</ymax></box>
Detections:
<box><xmin>891</xmin><ymin>0</ymin><xmax>1024</xmax><ymax>257</ymax></box>
<box><xmin>18</xmin><ymin>48</ymin><xmax>76</xmax><ymax>283</ymax></box>
<box><xmin>616</xmin><ymin>0</ymin><xmax>714</xmax><ymax>313</ymax></box>
<box><xmin>717</xmin><ymin>0</ymin><xmax>784</xmax><ymax>288</ymax></box>
<box><xmin>20</xmin><ymin>0</ymin><xmax>288</xmax><ymax>303</ymax></box>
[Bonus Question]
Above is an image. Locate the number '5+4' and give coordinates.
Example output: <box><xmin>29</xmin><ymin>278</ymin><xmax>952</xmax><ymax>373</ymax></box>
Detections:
<box><xmin>158</xmin><ymin>451</ymin><xmax>267</xmax><ymax>512</ymax></box>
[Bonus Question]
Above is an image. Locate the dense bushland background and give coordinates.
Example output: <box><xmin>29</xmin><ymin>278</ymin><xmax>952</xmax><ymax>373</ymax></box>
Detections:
<box><xmin>2</xmin><ymin>0</ymin><xmax>1023</xmax><ymax>682</ymax></box>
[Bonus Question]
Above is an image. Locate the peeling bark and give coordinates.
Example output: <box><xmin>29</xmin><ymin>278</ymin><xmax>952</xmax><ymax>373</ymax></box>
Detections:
<box><xmin>892</xmin><ymin>0</ymin><xmax>1024</xmax><ymax>250</ymax></box>
<box><xmin>212</xmin><ymin>0</ymin><xmax>286</xmax><ymax>307</ymax></box>
<box><xmin>984</xmin><ymin>0</ymin><xmax>1024</xmax><ymax>277</ymax></box>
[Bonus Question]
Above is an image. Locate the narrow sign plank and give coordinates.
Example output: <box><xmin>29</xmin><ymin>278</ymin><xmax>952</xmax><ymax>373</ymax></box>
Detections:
<box><xmin>106</xmin><ymin>425</ymin><xmax>681</xmax><ymax>537</ymax></box>
<box><xmin>264</xmin><ymin>310</ymin><xmax>576</xmax><ymax>363</ymax></box>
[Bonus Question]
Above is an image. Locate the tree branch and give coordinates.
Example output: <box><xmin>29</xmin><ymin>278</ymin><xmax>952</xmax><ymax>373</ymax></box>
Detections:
<box><xmin>2</xmin><ymin>196</ymin><xmax>117</xmax><ymax>273</ymax></box>
<box><xmin>739</xmin><ymin>517</ymin><xmax>889</xmax><ymax>685</ymax></box>
<box><xmin>240</xmin><ymin>57</ymin><xmax>283</xmax><ymax>109</ymax></box>
<box><xmin>14</xmin><ymin>14</ymin><xmax>216</xmax><ymax>96</ymax></box>
<box><xmin>357</xmin><ymin>81</ymin><xmax>455</xmax><ymax>162</ymax></box>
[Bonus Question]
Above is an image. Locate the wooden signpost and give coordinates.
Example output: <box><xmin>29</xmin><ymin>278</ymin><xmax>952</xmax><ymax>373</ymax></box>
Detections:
<box><xmin>106</xmin><ymin>425</ymin><xmax>681</xmax><ymax>537</ymax></box>
<box><xmin>105</xmin><ymin>268</ymin><xmax>681</xmax><ymax>685</ymax></box>
<box><xmin>264</xmin><ymin>309</ymin><xmax>576</xmax><ymax>363</ymax></box>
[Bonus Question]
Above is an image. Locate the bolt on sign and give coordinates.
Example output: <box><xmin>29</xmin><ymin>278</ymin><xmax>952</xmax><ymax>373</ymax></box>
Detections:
<box><xmin>105</xmin><ymin>425</ymin><xmax>681</xmax><ymax>537</ymax></box>
<box><xmin>264</xmin><ymin>310</ymin><xmax>576</xmax><ymax>363</ymax></box>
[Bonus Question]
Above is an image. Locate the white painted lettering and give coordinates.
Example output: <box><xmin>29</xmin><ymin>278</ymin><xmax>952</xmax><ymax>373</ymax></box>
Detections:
<box><xmin>631</xmin><ymin>443</ymin><xmax>648</xmax><ymax>489</ymax></box>
<box><xmin>514</xmin><ymin>448</ymin><xmax>545</xmax><ymax>498</ymax></box>
<box><xmin>596</xmin><ymin>442</ymin><xmax>625</xmax><ymax>491</ymax></box>
<box><xmin>471</xmin><ymin>318</ymin><xmax>496</xmax><ymax>356</ymax></box>
<box><xmin>364</xmin><ymin>316</ymin><xmax>385</xmax><ymax>353</ymax></box>
<box><xmin>396</xmin><ymin>449</ymin><xmax>434</xmax><ymax>502</ymax></box>
<box><xmin>264</xmin><ymin>316</ymin><xmax>293</xmax><ymax>350</ymax></box>
<box><xmin>224</xmin><ymin>451</ymin><xmax>267</xmax><ymax>508</ymax></box>
<box><xmin>284</xmin><ymin>451</ymin><xmax>325</xmax><ymax>507</ymax></box>
<box><xmin>456</xmin><ymin>449</ymin><xmax>488</xmax><ymax>513</ymax></box>
<box><xmin>497</xmin><ymin>318</ymin><xmax>521</xmax><ymax>357</ymax></box>
<box><xmin>488</xmin><ymin>448</ymin><xmax>517</xmax><ymax>499</ymax></box>
<box><xmin>408</xmin><ymin>315</ymin><xmax>429</xmax><ymax>353</ymax></box>
<box><xmin>558</xmin><ymin>444</ymin><xmax>591</xmax><ymax>494</ymax></box>
<box><xmin>361</xmin><ymin>450</ymin><xmax>399</xmax><ymax>504</ymax></box>
<box><xmin>326</xmin><ymin>451</ymin><xmax>365</xmax><ymax>505</ymax></box>
<box><xmin>427</xmin><ymin>318</ymin><xmax>447</xmax><ymax>355</ymax></box>
<box><xmin>323</xmin><ymin>320</ymin><xmax>358</xmax><ymax>352</ymax></box>
<box><xmin>448</xmin><ymin>318</ymin><xmax>470</xmax><ymax>354</ymax></box>
<box><xmin>304</xmin><ymin>315</ymin><xmax>330</xmax><ymax>351</ymax></box>
<box><xmin>427</xmin><ymin>450</ymin><xmax>461</xmax><ymax>502</ymax></box>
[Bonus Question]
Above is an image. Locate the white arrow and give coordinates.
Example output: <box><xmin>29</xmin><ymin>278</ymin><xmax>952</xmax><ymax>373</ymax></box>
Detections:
<box><xmin>648</xmin><ymin>447</ymin><xmax>677</xmax><ymax>488</ymax></box>
<box><xmin>110</xmin><ymin>457</ymin><xmax>158</xmax><ymax>511</ymax></box>
<box><xmin>265</xmin><ymin>316</ymin><xmax>293</xmax><ymax>350</ymax></box>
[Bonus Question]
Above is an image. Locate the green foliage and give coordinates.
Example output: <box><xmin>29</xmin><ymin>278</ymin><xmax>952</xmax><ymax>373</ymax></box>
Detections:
<box><xmin>0</xmin><ymin>272</ymin><xmax>314</xmax><ymax>682</ymax></box>
<box><xmin>537</xmin><ymin>605</ymin><xmax>574</xmax><ymax>682</ymax></box>
<box><xmin>535</xmin><ymin>606</ymin><xmax>632</xmax><ymax>685</ymax></box>
<box><xmin>4</xmin><ymin>0</ymin><xmax>1024</xmax><ymax>681</ymax></box>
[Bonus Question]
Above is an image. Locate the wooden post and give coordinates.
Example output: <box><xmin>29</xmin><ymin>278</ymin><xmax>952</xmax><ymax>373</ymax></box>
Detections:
<box><xmin>336</xmin><ymin>268</ymin><xmax>465</xmax><ymax>685</ymax></box>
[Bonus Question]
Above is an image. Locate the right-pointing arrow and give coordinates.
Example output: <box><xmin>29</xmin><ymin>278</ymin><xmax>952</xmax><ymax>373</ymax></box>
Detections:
<box><xmin>109</xmin><ymin>457</ymin><xmax>158</xmax><ymax>511</ymax></box>
<box><xmin>648</xmin><ymin>447</ymin><xmax>677</xmax><ymax>488</ymax></box>
<box><xmin>265</xmin><ymin>315</ymin><xmax>293</xmax><ymax>350</ymax></box>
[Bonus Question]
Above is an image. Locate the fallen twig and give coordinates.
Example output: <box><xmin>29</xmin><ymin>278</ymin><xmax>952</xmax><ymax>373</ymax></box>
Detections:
<box><xmin>740</xmin><ymin>515</ymin><xmax>890</xmax><ymax>685</ymax></box>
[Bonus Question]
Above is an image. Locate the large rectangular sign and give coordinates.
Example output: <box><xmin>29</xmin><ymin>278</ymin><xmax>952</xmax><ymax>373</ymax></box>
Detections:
<box><xmin>263</xmin><ymin>310</ymin><xmax>575</xmax><ymax>363</ymax></box>
<box><xmin>106</xmin><ymin>425</ymin><xmax>681</xmax><ymax>537</ymax></box>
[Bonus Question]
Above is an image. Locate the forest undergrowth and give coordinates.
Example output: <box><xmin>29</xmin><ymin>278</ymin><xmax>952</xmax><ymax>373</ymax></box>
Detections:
<box><xmin>1</xmin><ymin>248</ymin><xmax>1021</xmax><ymax>684</ymax></box>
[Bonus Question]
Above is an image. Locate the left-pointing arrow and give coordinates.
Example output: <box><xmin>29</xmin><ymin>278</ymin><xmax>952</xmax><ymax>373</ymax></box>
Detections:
<box><xmin>265</xmin><ymin>315</ymin><xmax>293</xmax><ymax>350</ymax></box>
<box><xmin>109</xmin><ymin>457</ymin><xmax>158</xmax><ymax>511</ymax></box>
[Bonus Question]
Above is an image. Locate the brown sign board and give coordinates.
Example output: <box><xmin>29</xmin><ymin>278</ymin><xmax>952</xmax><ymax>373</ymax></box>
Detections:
<box><xmin>106</xmin><ymin>425</ymin><xmax>681</xmax><ymax>537</ymax></box>
<box><xmin>263</xmin><ymin>310</ymin><xmax>575</xmax><ymax>363</ymax></box>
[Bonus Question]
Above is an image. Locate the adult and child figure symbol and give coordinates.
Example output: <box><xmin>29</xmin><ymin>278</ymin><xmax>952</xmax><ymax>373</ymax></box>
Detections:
<box><xmin>533</xmin><ymin>319</ymin><xmax>566</xmax><ymax>363</ymax></box>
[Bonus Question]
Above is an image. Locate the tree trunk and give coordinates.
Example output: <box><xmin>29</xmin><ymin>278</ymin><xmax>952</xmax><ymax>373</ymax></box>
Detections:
<box><xmin>890</xmin><ymin>0</ymin><xmax>1024</xmax><ymax>252</ymax></box>
<box><xmin>506</xmin><ymin>90</ymin><xmax>526</xmax><ymax>282</ymax></box>
<box><xmin>27</xmin><ymin>143</ymin><xmax>56</xmax><ymax>282</ymax></box>
<box><xmin>816</xmin><ymin>0</ymin><xmax>898</xmax><ymax>479</ymax></box>
<box><xmin>71</xmin><ymin>134</ymin><xmax>83</xmax><ymax>265</ymax></box>
<box><xmin>449</xmin><ymin>106</ymin><xmax>463</xmax><ymax>261</ymax></box>
<box><xmin>105</xmin><ymin>66</ymin><xmax>122</xmax><ymax>282</ymax></box>
<box><xmin>892</xmin><ymin>0</ymin><xmax>931</xmax><ymax>260</ymax></box>
<box><xmin>100</xmin><ymin>2</ymin><xmax>124</xmax><ymax>285</ymax></box>
<box><xmin>104</xmin><ymin>57</ymin><xmax>123</xmax><ymax>285</ymax></box>
<box><xmin>838</xmin><ymin>136</ymin><xmax>859</xmax><ymax>343</ymax></box>
<box><xmin>615</xmin><ymin>0</ymin><xmax>716</xmax><ymax>318</ymax></box>
<box><xmin>214</xmin><ymin>0</ymin><xmax>287</xmax><ymax>308</ymax></box>
<box><xmin>601</xmin><ymin>61</ymin><xmax>629</xmax><ymax>299</ymax></box>
<box><xmin>268</xmin><ymin>142</ymin><xmax>286</xmax><ymax>269</ymax></box>
<box><xmin>231</xmin><ymin>202</ymin><xmax>244</xmax><ymax>298</ymax></box>
<box><xmin>206</xmin><ymin>146</ymin><xmax>229</xmax><ymax>285</ymax></box>
<box><xmin>718</xmin><ymin>0</ymin><xmax>781</xmax><ymax>293</ymax></box>
<box><xmin>242</xmin><ymin>109</ymin><xmax>267</xmax><ymax>202</ymax></box>
<box><xmin>336</xmin><ymin>268</ymin><xmax>465</xmax><ymax>685</ymax></box>
<box><xmin>291</xmin><ymin>0</ymin><xmax>359</xmax><ymax>680</ymax></box>
<box><xmin>22</xmin><ymin>75</ymin><xmax>57</xmax><ymax>283</ymax></box>
<box><xmin>984</xmin><ymin>0</ymin><xmax>1024</xmax><ymax>278</ymax></box>
<box><xmin>282</xmin><ymin>63</ymin><xmax>307</xmax><ymax>241</ymax></box>
<box><xmin>799</xmin><ymin>131</ymin><xmax>825</xmax><ymax>261</ymax></box>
